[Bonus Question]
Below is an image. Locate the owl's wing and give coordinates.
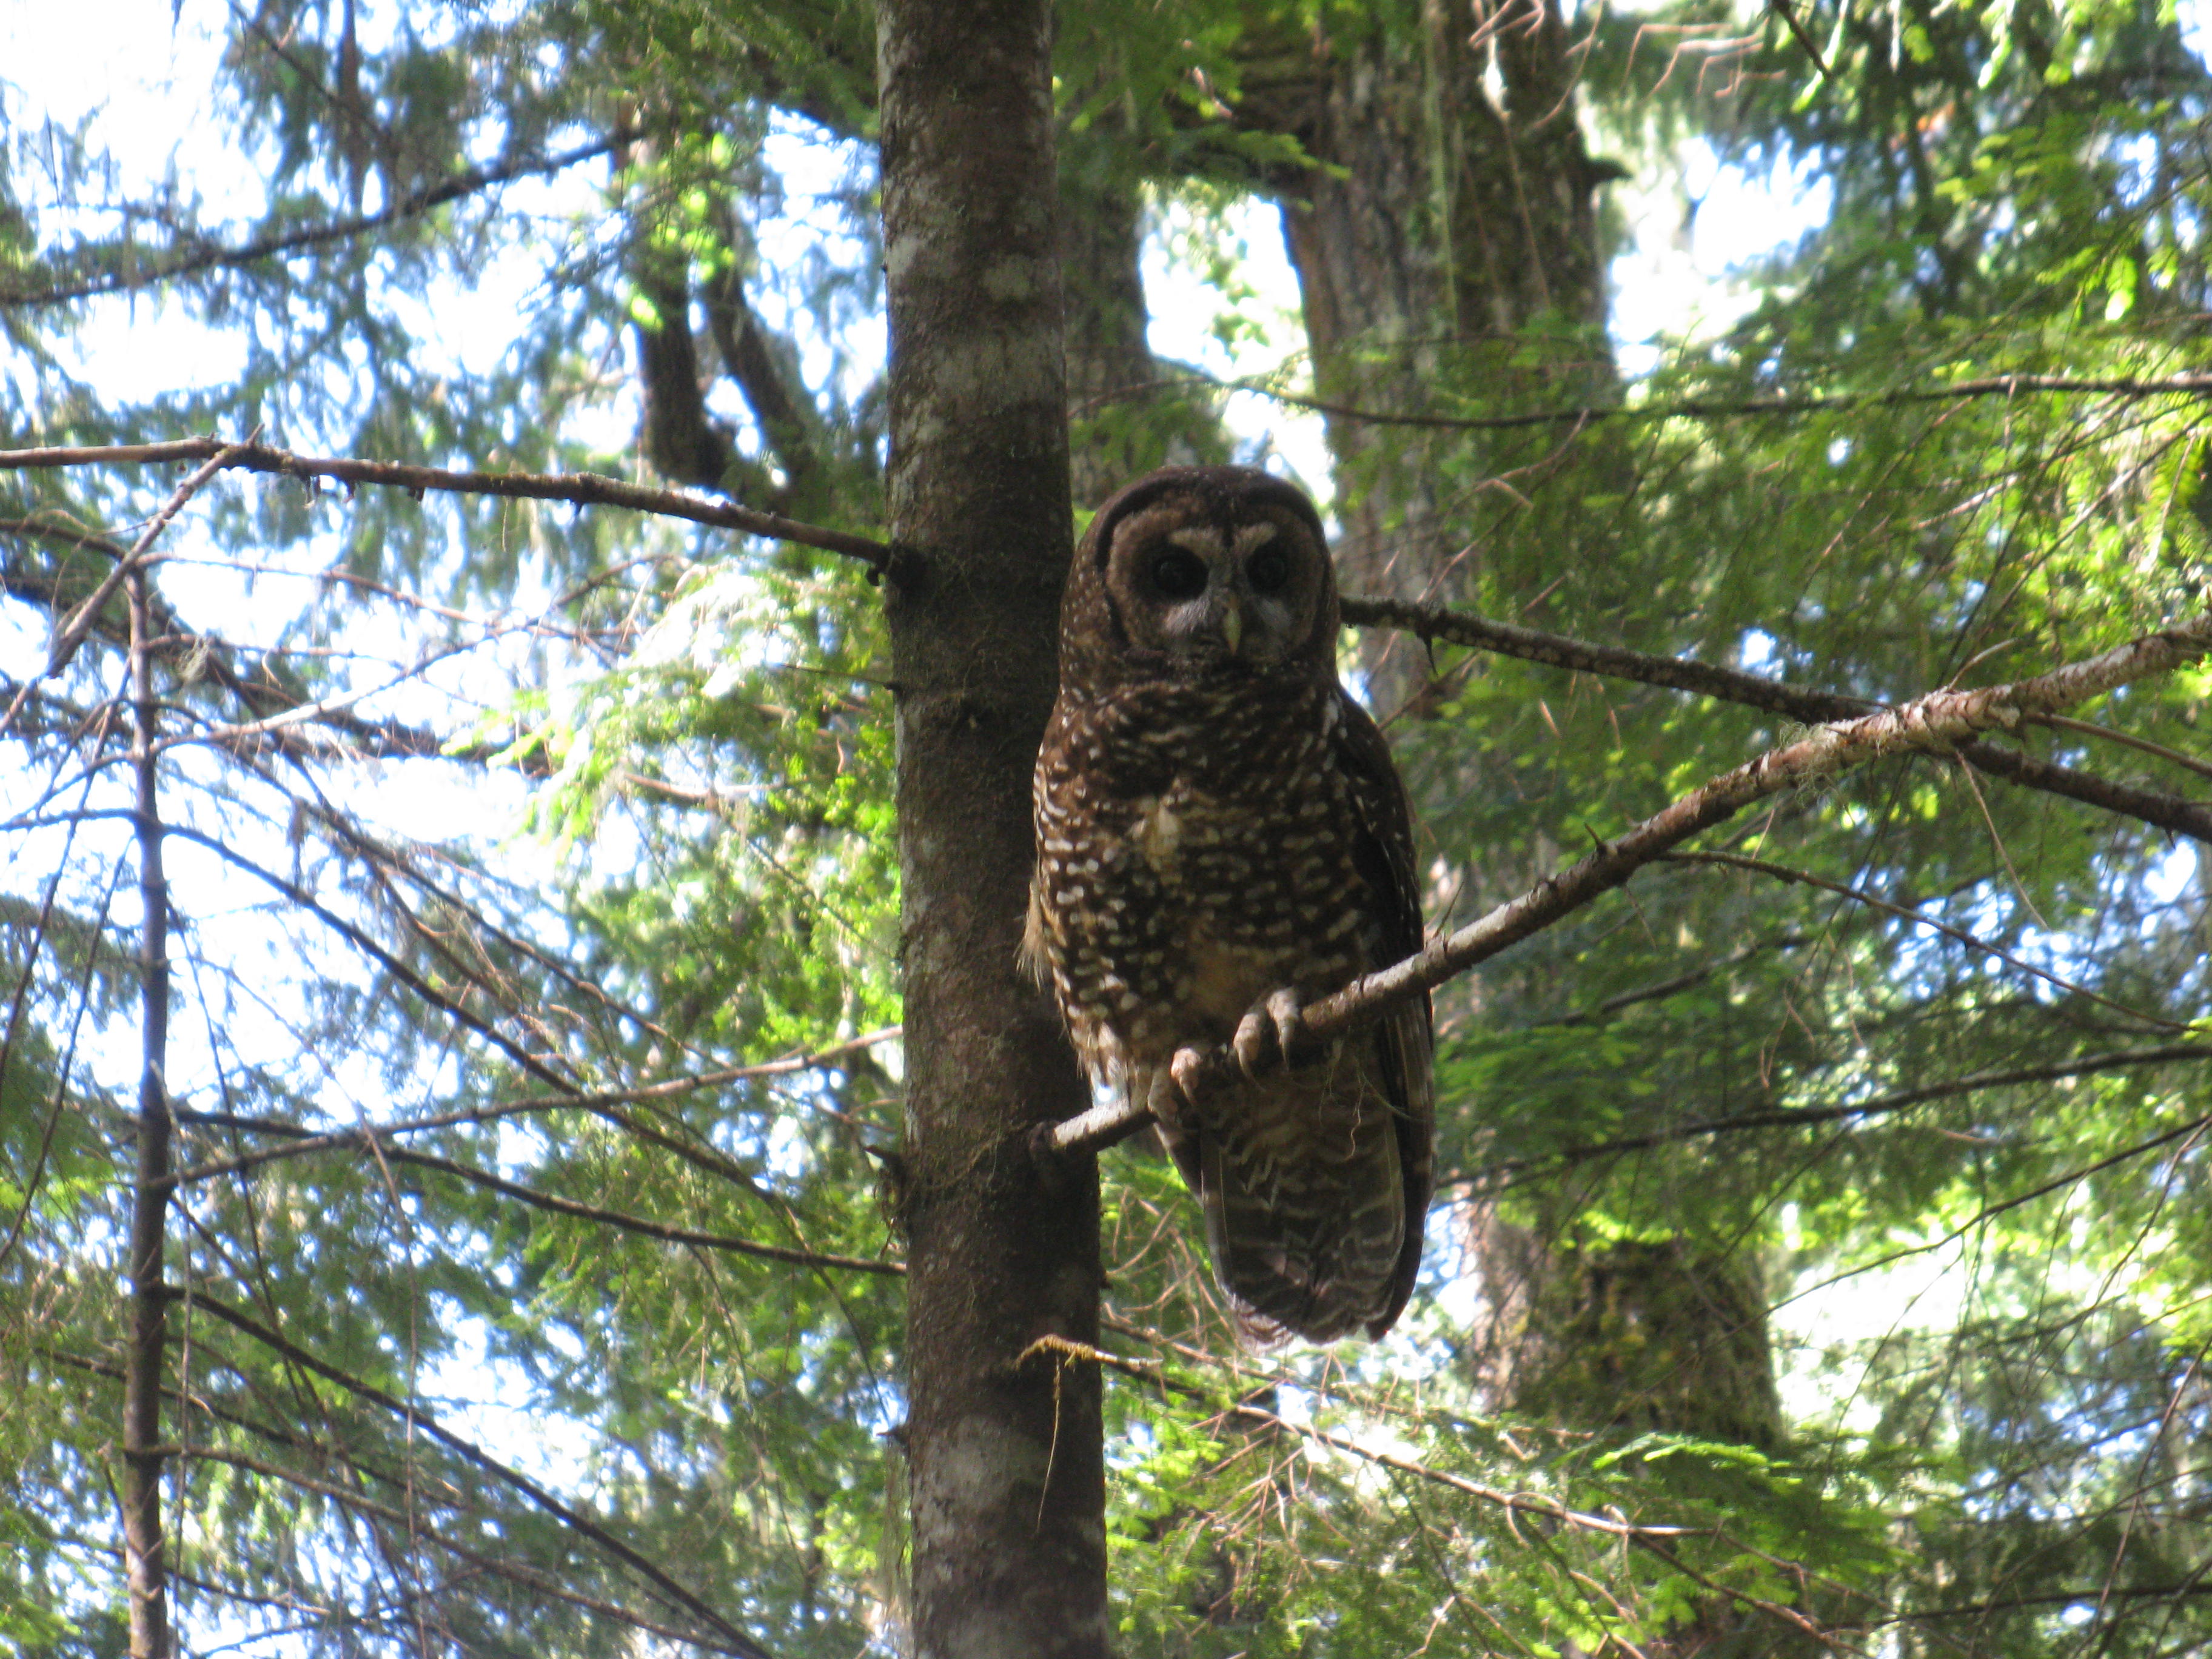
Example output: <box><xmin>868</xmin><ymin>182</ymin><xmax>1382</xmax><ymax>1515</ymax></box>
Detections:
<box><xmin>1329</xmin><ymin>688</ymin><xmax>1436</xmax><ymax>1338</ymax></box>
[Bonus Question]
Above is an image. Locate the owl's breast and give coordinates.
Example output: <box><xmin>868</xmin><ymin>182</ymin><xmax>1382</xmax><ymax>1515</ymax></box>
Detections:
<box><xmin>1033</xmin><ymin>678</ymin><xmax>1372</xmax><ymax>1067</ymax></box>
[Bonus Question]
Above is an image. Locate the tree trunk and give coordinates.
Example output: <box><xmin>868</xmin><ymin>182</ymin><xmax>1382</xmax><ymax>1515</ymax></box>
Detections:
<box><xmin>122</xmin><ymin>568</ymin><xmax>174</xmax><ymax>1659</ymax></box>
<box><xmin>876</xmin><ymin>3</ymin><xmax>1108</xmax><ymax>1655</ymax></box>
<box><xmin>1239</xmin><ymin>0</ymin><xmax>1621</xmax><ymax>709</ymax></box>
<box><xmin>1239</xmin><ymin>10</ymin><xmax>1811</xmax><ymax>1649</ymax></box>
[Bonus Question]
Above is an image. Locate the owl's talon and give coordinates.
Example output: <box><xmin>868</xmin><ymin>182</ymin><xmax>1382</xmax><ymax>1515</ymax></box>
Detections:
<box><xmin>1234</xmin><ymin>988</ymin><xmax>1305</xmax><ymax>1081</ymax></box>
<box><xmin>1168</xmin><ymin>1047</ymin><xmax>1207</xmax><ymax>1113</ymax></box>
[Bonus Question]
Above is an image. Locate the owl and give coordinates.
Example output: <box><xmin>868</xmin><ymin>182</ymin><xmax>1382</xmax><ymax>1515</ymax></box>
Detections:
<box><xmin>1024</xmin><ymin>464</ymin><xmax>1434</xmax><ymax>1344</ymax></box>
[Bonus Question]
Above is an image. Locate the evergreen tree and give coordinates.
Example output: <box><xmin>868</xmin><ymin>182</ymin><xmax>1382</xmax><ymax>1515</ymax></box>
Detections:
<box><xmin>2</xmin><ymin>1</ymin><xmax>2208</xmax><ymax>1654</ymax></box>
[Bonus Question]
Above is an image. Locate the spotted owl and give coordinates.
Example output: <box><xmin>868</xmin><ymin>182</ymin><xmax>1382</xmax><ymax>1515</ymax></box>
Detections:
<box><xmin>1024</xmin><ymin>465</ymin><xmax>1435</xmax><ymax>1344</ymax></box>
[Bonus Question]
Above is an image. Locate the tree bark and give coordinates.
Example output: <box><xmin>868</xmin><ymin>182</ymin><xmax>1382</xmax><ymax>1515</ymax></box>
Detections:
<box><xmin>122</xmin><ymin>566</ymin><xmax>173</xmax><ymax>1659</ymax></box>
<box><xmin>1236</xmin><ymin>0</ymin><xmax>1621</xmax><ymax>709</ymax></box>
<box><xmin>876</xmin><ymin>3</ymin><xmax>1107</xmax><ymax>1655</ymax></box>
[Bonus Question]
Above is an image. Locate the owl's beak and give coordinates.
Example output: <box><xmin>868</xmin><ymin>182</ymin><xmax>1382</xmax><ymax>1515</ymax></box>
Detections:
<box><xmin>1219</xmin><ymin>597</ymin><xmax>1244</xmax><ymax>657</ymax></box>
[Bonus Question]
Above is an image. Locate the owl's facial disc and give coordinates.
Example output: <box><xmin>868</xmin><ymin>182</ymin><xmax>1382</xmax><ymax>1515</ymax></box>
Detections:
<box><xmin>1104</xmin><ymin>500</ymin><xmax>1324</xmax><ymax>671</ymax></box>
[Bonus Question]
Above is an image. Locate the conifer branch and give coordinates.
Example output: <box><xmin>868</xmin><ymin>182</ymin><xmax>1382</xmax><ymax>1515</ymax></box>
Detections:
<box><xmin>1342</xmin><ymin>594</ymin><xmax>2212</xmax><ymax>843</ymax></box>
<box><xmin>187</xmin><ymin>1294</ymin><xmax>778</xmax><ymax>1659</ymax></box>
<box><xmin>151</xmin><ymin>1445</ymin><xmax>769</xmax><ymax>1655</ymax></box>
<box><xmin>0</xmin><ymin>133</ymin><xmax>637</xmax><ymax>307</ymax></box>
<box><xmin>1454</xmin><ymin>1042</ymin><xmax>2212</xmax><ymax>1183</ymax></box>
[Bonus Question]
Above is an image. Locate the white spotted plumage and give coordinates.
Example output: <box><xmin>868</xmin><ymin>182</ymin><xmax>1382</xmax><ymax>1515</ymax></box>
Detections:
<box><xmin>1025</xmin><ymin>466</ymin><xmax>1435</xmax><ymax>1346</ymax></box>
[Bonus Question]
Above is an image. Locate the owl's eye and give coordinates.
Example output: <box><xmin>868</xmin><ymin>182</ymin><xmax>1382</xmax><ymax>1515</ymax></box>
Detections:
<box><xmin>1245</xmin><ymin>545</ymin><xmax>1291</xmax><ymax>595</ymax></box>
<box><xmin>1149</xmin><ymin>549</ymin><xmax>1209</xmax><ymax>600</ymax></box>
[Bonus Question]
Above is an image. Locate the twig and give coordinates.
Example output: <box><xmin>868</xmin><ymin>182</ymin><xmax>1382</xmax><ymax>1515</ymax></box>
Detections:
<box><xmin>1449</xmin><ymin>1042</ymin><xmax>2212</xmax><ymax>1184</ymax></box>
<box><xmin>2040</xmin><ymin>712</ymin><xmax>2212</xmax><ymax>785</ymax></box>
<box><xmin>34</xmin><ymin>440</ymin><xmax>247</xmax><ymax>689</ymax></box>
<box><xmin>0</xmin><ymin>438</ymin><xmax>892</xmax><ymax>569</ymax></box>
<box><xmin>1767</xmin><ymin>0</ymin><xmax>1834</xmax><ymax>78</ymax></box>
<box><xmin>1021</xmin><ymin>1336</ymin><xmax>1840</xmax><ymax>1647</ymax></box>
<box><xmin>174</xmin><ymin>1124</ymin><xmax>906</xmax><ymax>1275</ymax></box>
<box><xmin>146</xmin><ymin>1444</ymin><xmax>765</xmax><ymax>1655</ymax></box>
<box><xmin>1665</xmin><ymin>850</ymin><xmax>2184</xmax><ymax>1030</ymax></box>
<box><xmin>1047</xmin><ymin>612</ymin><xmax>2212</xmax><ymax>1155</ymax></box>
<box><xmin>164</xmin><ymin>1028</ymin><xmax>899</xmax><ymax>1188</ymax></box>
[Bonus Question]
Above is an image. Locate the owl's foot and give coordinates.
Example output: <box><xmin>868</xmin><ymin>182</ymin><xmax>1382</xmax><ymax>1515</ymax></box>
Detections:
<box><xmin>1167</xmin><ymin>1047</ymin><xmax>1209</xmax><ymax>1116</ymax></box>
<box><xmin>1233</xmin><ymin>988</ymin><xmax>1304</xmax><ymax>1081</ymax></box>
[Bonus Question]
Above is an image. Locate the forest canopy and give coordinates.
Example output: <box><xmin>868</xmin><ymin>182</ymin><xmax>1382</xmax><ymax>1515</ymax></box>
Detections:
<box><xmin>2</xmin><ymin>0</ymin><xmax>2209</xmax><ymax>1654</ymax></box>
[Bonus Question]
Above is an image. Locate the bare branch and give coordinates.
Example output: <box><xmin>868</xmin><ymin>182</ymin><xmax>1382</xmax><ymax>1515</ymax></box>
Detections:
<box><xmin>0</xmin><ymin>133</ymin><xmax>635</xmax><ymax>308</ymax></box>
<box><xmin>0</xmin><ymin>438</ymin><xmax>893</xmax><ymax>569</ymax></box>
<box><xmin>1342</xmin><ymin>593</ymin><xmax>2212</xmax><ymax>844</ymax></box>
<box><xmin>39</xmin><ymin>441</ymin><xmax>247</xmax><ymax>683</ymax></box>
<box><xmin>1048</xmin><ymin>613</ymin><xmax>2212</xmax><ymax>1156</ymax></box>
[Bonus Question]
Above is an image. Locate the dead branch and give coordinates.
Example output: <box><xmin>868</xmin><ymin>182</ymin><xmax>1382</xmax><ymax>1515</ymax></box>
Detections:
<box><xmin>1047</xmin><ymin>612</ymin><xmax>2212</xmax><ymax>1157</ymax></box>
<box><xmin>0</xmin><ymin>438</ymin><xmax>891</xmax><ymax>569</ymax></box>
<box><xmin>36</xmin><ymin>442</ymin><xmax>246</xmax><ymax>686</ymax></box>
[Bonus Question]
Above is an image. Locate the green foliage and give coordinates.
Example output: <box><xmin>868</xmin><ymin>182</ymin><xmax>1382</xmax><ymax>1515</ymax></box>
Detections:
<box><xmin>2</xmin><ymin>0</ymin><xmax>2210</xmax><ymax>1652</ymax></box>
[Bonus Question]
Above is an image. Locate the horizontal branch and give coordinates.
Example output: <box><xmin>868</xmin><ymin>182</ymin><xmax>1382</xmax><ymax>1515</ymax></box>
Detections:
<box><xmin>1342</xmin><ymin>594</ymin><xmax>2212</xmax><ymax>844</ymax></box>
<box><xmin>173</xmin><ymin>1116</ymin><xmax>903</xmax><ymax>1275</ymax></box>
<box><xmin>1049</xmin><ymin>611</ymin><xmax>2212</xmax><ymax>1156</ymax></box>
<box><xmin>0</xmin><ymin>438</ymin><xmax>891</xmax><ymax>568</ymax></box>
<box><xmin>0</xmin><ymin>132</ymin><xmax>634</xmax><ymax>307</ymax></box>
<box><xmin>1098</xmin><ymin>370</ymin><xmax>2212</xmax><ymax>433</ymax></box>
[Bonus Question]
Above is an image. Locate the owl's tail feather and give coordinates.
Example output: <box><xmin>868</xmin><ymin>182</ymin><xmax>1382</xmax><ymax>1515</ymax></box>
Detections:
<box><xmin>1195</xmin><ymin>1077</ymin><xmax>1407</xmax><ymax>1347</ymax></box>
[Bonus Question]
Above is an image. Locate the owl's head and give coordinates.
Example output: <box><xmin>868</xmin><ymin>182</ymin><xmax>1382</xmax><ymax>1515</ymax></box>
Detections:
<box><xmin>1064</xmin><ymin>466</ymin><xmax>1339</xmax><ymax>686</ymax></box>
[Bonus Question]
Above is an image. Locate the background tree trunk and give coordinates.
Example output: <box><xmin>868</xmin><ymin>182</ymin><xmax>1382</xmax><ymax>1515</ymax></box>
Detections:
<box><xmin>1235</xmin><ymin>0</ymin><xmax>1620</xmax><ymax>709</ymax></box>
<box><xmin>1241</xmin><ymin>10</ymin><xmax>1804</xmax><ymax>1648</ymax></box>
<box><xmin>876</xmin><ymin>2</ymin><xmax>1108</xmax><ymax>1654</ymax></box>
